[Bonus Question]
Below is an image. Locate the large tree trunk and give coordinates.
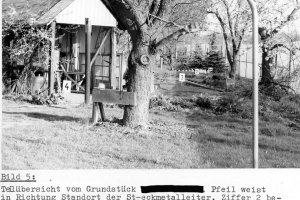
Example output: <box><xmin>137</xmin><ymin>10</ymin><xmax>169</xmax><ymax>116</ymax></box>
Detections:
<box><xmin>261</xmin><ymin>47</ymin><xmax>273</xmax><ymax>85</ymax></box>
<box><xmin>229</xmin><ymin>54</ymin><xmax>238</xmax><ymax>78</ymax></box>
<box><xmin>228</xmin><ymin>50</ymin><xmax>239</xmax><ymax>79</ymax></box>
<box><xmin>123</xmin><ymin>35</ymin><xmax>153</xmax><ymax>128</ymax></box>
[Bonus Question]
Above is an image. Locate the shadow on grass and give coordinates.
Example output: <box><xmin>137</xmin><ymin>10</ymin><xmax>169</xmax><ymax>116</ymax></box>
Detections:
<box><xmin>2</xmin><ymin>111</ymin><xmax>83</xmax><ymax>122</ymax></box>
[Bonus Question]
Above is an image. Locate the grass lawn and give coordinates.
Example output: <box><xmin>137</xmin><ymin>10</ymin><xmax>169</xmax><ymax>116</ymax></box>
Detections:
<box><xmin>2</xmin><ymin>72</ymin><xmax>300</xmax><ymax>169</ymax></box>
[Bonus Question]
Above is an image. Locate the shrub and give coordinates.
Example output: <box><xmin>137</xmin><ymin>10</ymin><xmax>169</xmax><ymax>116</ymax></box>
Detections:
<box><xmin>205</xmin><ymin>50</ymin><xmax>228</xmax><ymax>74</ymax></box>
<box><xmin>169</xmin><ymin>97</ymin><xmax>195</xmax><ymax>109</ymax></box>
<box><xmin>196</xmin><ymin>97</ymin><xmax>215</xmax><ymax>109</ymax></box>
<box><xmin>260</xmin><ymin>83</ymin><xmax>289</xmax><ymax>101</ymax></box>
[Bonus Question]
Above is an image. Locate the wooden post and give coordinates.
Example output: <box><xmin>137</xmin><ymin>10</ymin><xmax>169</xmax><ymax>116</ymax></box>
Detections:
<box><xmin>85</xmin><ymin>18</ymin><xmax>91</xmax><ymax>104</ymax></box>
<box><xmin>92</xmin><ymin>102</ymin><xmax>100</xmax><ymax>123</ymax></box>
<box><xmin>247</xmin><ymin>0</ymin><xmax>259</xmax><ymax>169</ymax></box>
<box><xmin>49</xmin><ymin>21</ymin><xmax>56</xmax><ymax>95</ymax></box>
<box><xmin>99</xmin><ymin>103</ymin><xmax>106</xmax><ymax>121</ymax></box>
<box><xmin>110</xmin><ymin>27</ymin><xmax>117</xmax><ymax>89</ymax></box>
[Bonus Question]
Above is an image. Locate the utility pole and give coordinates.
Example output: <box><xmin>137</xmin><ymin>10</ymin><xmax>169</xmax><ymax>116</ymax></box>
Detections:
<box><xmin>247</xmin><ymin>0</ymin><xmax>259</xmax><ymax>169</ymax></box>
<box><xmin>85</xmin><ymin>18</ymin><xmax>91</xmax><ymax>104</ymax></box>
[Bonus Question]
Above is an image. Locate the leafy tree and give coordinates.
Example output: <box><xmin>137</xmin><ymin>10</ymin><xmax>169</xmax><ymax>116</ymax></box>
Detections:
<box><xmin>102</xmin><ymin>0</ymin><xmax>208</xmax><ymax>127</ymax></box>
<box><xmin>207</xmin><ymin>0</ymin><xmax>300</xmax><ymax>86</ymax></box>
<box><xmin>207</xmin><ymin>0</ymin><xmax>251</xmax><ymax>79</ymax></box>
<box><xmin>205</xmin><ymin>50</ymin><xmax>227</xmax><ymax>74</ymax></box>
<box><xmin>257</xmin><ymin>0</ymin><xmax>300</xmax><ymax>85</ymax></box>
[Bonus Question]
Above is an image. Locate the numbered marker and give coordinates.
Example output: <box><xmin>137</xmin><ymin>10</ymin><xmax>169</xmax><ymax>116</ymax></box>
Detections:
<box><xmin>195</xmin><ymin>68</ymin><xmax>200</xmax><ymax>75</ymax></box>
<box><xmin>62</xmin><ymin>80</ymin><xmax>71</xmax><ymax>93</ymax></box>
<box><xmin>179</xmin><ymin>73</ymin><xmax>185</xmax><ymax>82</ymax></box>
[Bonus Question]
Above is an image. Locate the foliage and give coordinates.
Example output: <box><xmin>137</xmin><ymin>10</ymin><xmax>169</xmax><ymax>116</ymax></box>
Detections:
<box><xmin>195</xmin><ymin>97</ymin><xmax>215</xmax><ymax>109</ymax></box>
<box><xmin>2</xmin><ymin>11</ymin><xmax>52</xmax><ymax>94</ymax></box>
<box><xmin>259</xmin><ymin>83</ymin><xmax>290</xmax><ymax>101</ymax></box>
<box><xmin>151</xmin><ymin>78</ymin><xmax>300</xmax><ymax>124</ymax></box>
<box><xmin>205</xmin><ymin>50</ymin><xmax>228</xmax><ymax>74</ymax></box>
<box><xmin>256</xmin><ymin>0</ymin><xmax>299</xmax><ymax>84</ymax></box>
<box><xmin>176</xmin><ymin>53</ymin><xmax>205</xmax><ymax>70</ymax></box>
<box><xmin>207</xmin><ymin>0</ymin><xmax>251</xmax><ymax>77</ymax></box>
<box><xmin>149</xmin><ymin>95</ymin><xmax>184</xmax><ymax>111</ymax></box>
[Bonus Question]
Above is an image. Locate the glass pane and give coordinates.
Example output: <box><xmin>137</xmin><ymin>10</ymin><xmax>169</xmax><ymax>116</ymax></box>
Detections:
<box><xmin>103</xmin><ymin>56</ymin><xmax>110</xmax><ymax>66</ymax></box>
<box><xmin>116</xmin><ymin>55</ymin><xmax>120</xmax><ymax>68</ymax></box>
<box><xmin>95</xmin><ymin>55</ymin><xmax>102</xmax><ymax>65</ymax></box>
<box><xmin>94</xmin><ymin>66</ymin><xmax>102</xmax><ymax>76</ymax></box>
<box><xmin>103</xmin><ymin>66</ymin><xmax>109</xmax><ymax>76</ymax></box>
<box><xmin>116</xmin><ymin>77</ymin><xmax>119</xmax><ymax>90</ymax></box>
<box><xmin>80</xmin><ymin>54</ymin><xmax>85</xmax><ymax>64</ymax></box>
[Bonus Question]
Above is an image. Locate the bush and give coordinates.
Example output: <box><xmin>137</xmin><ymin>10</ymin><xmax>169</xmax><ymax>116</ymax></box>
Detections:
<box><xmin>196</xmin><ymin>97</ymin><xmax>215</xmax><ymax>109</ymax></box>
<box><xmin>169</xmin><ymin>96</ymin><xmax>195</xmax><ymax>109</ymax></box>
<box><xmin>205</xmin><ymin>50</ymin><xmax>228</xmax><ymax>74</ymax></box>
<box><xmin>149</xmin><ymin>95</ymin><xmax>179</xmax><ymax>111</ymax></box>
<box><xmin>176</xmin><ymin>52</ymin><xmax>205</xmax><ymax>71</ymax></box>
<box><xmin>260</xmin><ymin>83</ymin><xmax>289</xmax><ymax>101</ymax></box>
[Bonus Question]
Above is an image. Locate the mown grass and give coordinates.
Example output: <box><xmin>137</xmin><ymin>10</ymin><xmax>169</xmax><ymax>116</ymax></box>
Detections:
<box><xmin>2</xmin><ymin>99</ymin><xmax>209</xmax><ymax>169</ymax></box>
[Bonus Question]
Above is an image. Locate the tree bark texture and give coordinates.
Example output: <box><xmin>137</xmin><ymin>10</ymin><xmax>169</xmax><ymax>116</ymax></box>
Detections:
<box><xmin>122</xmin><ymin>34</ymin><xmax>153</xmax><ymax>128</ymax></box>
<box><xmin>229</xmin><ymin>53</ymin><xmax>238</xmax><ymax>78</ymax></box>
<box><xmin>261</xmin><ymin>47</ymin><xmax>273</xmax><ymax>85</ymax></box>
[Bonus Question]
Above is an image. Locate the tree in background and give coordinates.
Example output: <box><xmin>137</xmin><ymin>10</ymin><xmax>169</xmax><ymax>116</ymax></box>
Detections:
<box><xmin>207</xmin><ymin>0</ymin><xmax>251</xmax><ymax>79</ymax></box>
<box><xmin>205</xmin><ymin>51</ymin><xmax>228</xmax><ymax>74</ymax></box>
<box><xmin>102</xmin><ymin>0</ymin><xmax>208</xmax><ymax>127</ymax></box>
<box><xmin>257</xmin><ymin>0</ymin><xmax>300</xmax><ymax>85</ymax></box>
<box><xmin>207</xmin><ymin>0</ymin><xmax>300</xmax><ymax>86</ymax></box>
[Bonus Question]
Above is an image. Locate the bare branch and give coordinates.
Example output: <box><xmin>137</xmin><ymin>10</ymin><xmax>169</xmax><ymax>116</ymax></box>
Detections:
<box><xmin>271</xmin><ymin>6</ymin><xmax>300</xmax><ymax>36</ymax></box>
<box><xmin>154</xmin><ymin>22</ymin><xmax>200</xmax><ymax>50</ymax></box>
<box><xmin>207</xmin><ymin>10</ymin><xmax>233</xmax><ymax>66</ymax></box>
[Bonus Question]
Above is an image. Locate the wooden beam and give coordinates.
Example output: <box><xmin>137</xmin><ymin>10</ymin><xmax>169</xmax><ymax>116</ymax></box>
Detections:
<box><xmin>92</xmin><ymin>102</ymin><xmax>100</xmax><ymax>123</ymax></box>
<box><xmin>92</xmin><ymin>102</ymin><xmax>106</xmax><ymax>123</ymax></box>
<box><xmin>90</xmin><ymin>29</ymin><xmax>111</xmax><ymax>67</ymax></box>
<box><xmin>92</xmin><ymin>89</ymin><xmax>137</xmax><ymax>106</ymax></box>
<box><xmin>60</xmin><ymin>66</ymin><xmax>85</xmax><ymax>91</ymax></box>
<box><xmin>119</xmin><ymin>54</ymin><xmax>123</xmax><ymax>91</ymax></box>
<box><xmin>110</xmin><ymin>27</ymin><xmax>117</xmax><ymax>89</ymax></box>
<box><xmin>99</xmin><ymin>103</ymin><xmax>106</xmax><ymax>121</ymax></box>
<box><xmin>49</xmin><ymin>21</ymin><xmax>56</xmax><ymax>95</ymax></box>
<box><xmin>85</xmin><ymin>18</ymin><xmax>91</xmax><ymax>104</ymax></box>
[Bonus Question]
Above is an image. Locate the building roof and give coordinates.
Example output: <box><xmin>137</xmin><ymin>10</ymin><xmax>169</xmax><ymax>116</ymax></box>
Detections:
<box><xmin>36</xmin><ymin>0</ymin><xmax>117</xmax><ymax>27</ymax></box>
<box><xmin>35</xmin><ymin>0</ymin><xmax>74</xmax><ymax>25</ymax></box>
<box><xmin>3</xmin><ymin>0</ymin><xmax>117</xmax><ymax>27</ymax></box>
<box><xmin>2</xmin><ymin>0</ymin><xmax>59</xmax><ymax>18</ymax></box>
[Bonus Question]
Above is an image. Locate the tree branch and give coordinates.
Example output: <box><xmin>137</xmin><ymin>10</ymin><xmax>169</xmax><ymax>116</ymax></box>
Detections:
<box><xmin>271</xmin><ymin>6</ymin><xmax>300</xmax><ymax>36</ymax></box>
<box><xmin>151</xmin><ymin>0</ymin><xmax>170</xmax><ymax>26</ymax></box>
<box><xmin>154</xmin><ymin>22</ymin><xmax>200</xmax><ymax>51</ymax></box>
<box><xmin>207</xmin><ymin>10</ymin><xmax>233</xmax><ymax>66</ymax></box>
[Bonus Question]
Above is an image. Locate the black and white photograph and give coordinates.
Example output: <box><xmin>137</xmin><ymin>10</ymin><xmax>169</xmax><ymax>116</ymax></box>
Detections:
<box><xmin>1</xmin><ymin>0</ymin><xmax>300</xmax><ymax>169</ymax></box>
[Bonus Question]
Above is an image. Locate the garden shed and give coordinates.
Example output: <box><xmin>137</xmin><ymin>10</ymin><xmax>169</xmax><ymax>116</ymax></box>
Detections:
<box><xmin>35</xmin><ymin>0</ymin><xmax>125</xmax><ymax>95</ymax></box>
